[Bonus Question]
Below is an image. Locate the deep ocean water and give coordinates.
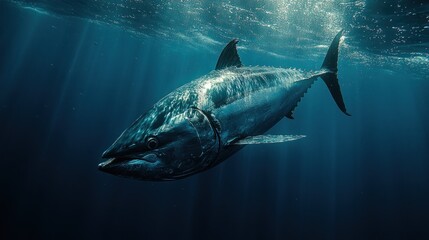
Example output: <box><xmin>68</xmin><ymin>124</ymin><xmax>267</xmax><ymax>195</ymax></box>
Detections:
<box><xmin>1</xmin><ymin>1</ymin><xmax>428</xmax><ymax>239</ymax></box>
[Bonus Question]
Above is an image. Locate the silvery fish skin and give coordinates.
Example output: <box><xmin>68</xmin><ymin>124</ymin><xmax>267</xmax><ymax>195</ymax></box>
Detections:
<box><xmin>98</xmin><ymin>31</ymin><xmax>349</xmax><ymax>181</ymax></box>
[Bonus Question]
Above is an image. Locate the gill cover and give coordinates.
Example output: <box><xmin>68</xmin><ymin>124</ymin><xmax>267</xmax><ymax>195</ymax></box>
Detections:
<box><xmin>184</xmin><ymin>107</ymin><xmax>220</xmax><ymax>168</ymax></box>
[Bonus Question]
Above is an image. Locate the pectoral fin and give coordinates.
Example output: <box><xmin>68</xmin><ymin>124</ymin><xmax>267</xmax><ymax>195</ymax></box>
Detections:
<box><xmin>232</xmin><ymin>135</ymin><xmax>306</xmax><ymax>145</ymax></box>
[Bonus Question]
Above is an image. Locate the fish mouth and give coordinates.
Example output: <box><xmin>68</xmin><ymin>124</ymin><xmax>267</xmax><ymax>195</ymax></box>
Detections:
<box><xmin>98</xmin><ymin>153</ymin><xmax>159</xmax><ymax>170</ymax></box>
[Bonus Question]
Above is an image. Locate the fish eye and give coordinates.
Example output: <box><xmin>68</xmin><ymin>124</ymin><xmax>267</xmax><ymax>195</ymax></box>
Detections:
<box><xmin>146</xmin><ymin>136</ymin><xmax>159</xmax><ymax>150</ymax></box>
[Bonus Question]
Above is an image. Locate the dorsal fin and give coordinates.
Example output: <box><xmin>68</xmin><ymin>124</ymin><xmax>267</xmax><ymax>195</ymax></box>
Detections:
<box><xmin>215</xmin><ymin>39</ymin><xmax>242</xmax><ymax>70</ymax></box>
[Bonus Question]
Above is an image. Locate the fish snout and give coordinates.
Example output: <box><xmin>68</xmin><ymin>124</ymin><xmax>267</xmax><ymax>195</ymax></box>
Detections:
<box><xmin>101</xmin><ymin>145</ymin><xmax>119</xmax><ymax>159</ymax></box>
<box><xmin>98</xmin><ymin>158</ymin><xmax>115</xmax><ymax>171</ymax></box>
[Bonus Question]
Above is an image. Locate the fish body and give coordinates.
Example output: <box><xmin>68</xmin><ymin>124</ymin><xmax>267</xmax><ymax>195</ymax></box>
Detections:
<box><xmin>99</xmin><ymin>31</ymin><xmax>349</xmax><ymax>180</ymax></box>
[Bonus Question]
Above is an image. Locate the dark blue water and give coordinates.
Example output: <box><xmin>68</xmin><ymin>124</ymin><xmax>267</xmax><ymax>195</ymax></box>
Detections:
<box><xmin>1</xmin><ymin>1</ymin><xmax>429</xmax><ymax>239</ymax></box>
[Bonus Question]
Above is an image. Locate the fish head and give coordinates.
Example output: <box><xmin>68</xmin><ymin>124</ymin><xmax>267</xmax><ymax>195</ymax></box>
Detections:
<box><xmin>99</xmin><ymin>107</ymin><xmax>219</xmax><ymax>180</ymax></box>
